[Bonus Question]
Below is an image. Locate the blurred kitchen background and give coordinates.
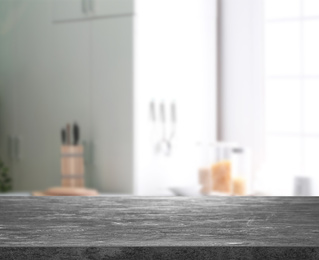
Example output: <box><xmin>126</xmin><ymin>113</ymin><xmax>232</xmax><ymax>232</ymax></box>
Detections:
<box><xmin>0</xmin><ymin>0</ymin><xmax>318</xmax><ymax>196</ymax></box>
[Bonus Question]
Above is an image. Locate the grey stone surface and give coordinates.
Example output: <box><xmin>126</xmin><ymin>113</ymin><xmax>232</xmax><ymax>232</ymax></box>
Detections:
<box><xmin>0</xmin><ymin>197</ymin><xmax>319</xmax><ymax>259</ymax></box>
<box><xmin>0</xmin><ymin>247</ymin><xmax>319</xmax><ymax>260</ymax></box>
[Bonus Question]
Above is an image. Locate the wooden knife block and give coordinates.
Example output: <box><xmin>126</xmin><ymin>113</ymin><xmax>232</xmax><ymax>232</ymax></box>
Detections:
<box><xmin>61</xmin><ymin>145</ymin><xmax>85</xmax><ymax>187</ymax></box>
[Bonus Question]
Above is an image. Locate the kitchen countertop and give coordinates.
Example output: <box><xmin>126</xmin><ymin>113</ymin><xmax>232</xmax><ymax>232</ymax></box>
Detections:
<box><xmin>1</xmin><ymin>196</ymin><xmax>319</xmax><ymax>259</ymax></box>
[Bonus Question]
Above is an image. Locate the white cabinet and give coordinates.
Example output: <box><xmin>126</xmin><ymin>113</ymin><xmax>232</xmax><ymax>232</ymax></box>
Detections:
<box><xmin>91</xmin><ymin>17</ymin><xmax>133</xmax><ymax>193</ymax></box>
<box><xmin>0</xmin><ymin>0</ymin><xmax>133</xmax><ymax>192</ymax></box>
<box><xmin>133</xmin><ymin>0</ymin><xmax>217</xmax><ymax>195</ymax></box>
<box><xmin>12</xmin><ymin>0</ymin><xmax>56</xmax><ymax>190</ymax></box>
<box><xmin>52</xmin><ymin>20</ymin><xmax>92</xmax><ymax>187</ymax></box>
<box><xmin>0</xmin><ymin>0</ymin><xmax>92</xmax><ymax>191</ymax></box>
<box><xmin>9</xmin><ymin>0</ymin><xmax>91</xmax><ymax>191</ymax></box>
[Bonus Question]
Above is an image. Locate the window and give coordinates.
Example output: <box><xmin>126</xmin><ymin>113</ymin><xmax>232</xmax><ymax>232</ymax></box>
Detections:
<box><xmin>264</xmin><ymin>0</ymin><xmax>319</xmax><ymax>195</ymax></box>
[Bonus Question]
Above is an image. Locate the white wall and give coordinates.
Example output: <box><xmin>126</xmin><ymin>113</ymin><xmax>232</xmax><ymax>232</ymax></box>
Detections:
<box><xmin>218</xmin><ymin>0</ymin><xmax>264</xmax><ymax>186</ymax></box>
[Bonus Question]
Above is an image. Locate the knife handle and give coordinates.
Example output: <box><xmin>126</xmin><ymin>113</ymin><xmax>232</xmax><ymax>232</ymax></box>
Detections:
<box><xmin>66</xmin><ymin>124</ymin><xmax>71</xmax><ymax>145</ymax></box>
<box><xmin>73</xmin><ymin>123</ymin><xmax>80</xmax><ymax>145</ymax></box>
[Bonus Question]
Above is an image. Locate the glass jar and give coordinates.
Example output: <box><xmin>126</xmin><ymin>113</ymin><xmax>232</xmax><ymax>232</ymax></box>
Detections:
<box><xmin>231</xmin><ymin>147</ymin><xmax>252</xmax><ymax>196</ymax></box>
<box><xmin>210</xmin><ymin>143</ymin><xmax>234</xmax><ymax>195</ymax></box>
<box><xmin>198</xmin><ymin>142</ymin><xmax>252</xmax><ymax>196</ymax></box>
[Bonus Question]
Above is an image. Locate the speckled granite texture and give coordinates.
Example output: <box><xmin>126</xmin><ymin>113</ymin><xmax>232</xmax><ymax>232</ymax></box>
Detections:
<box><xmin>1</xmin><ymin>197</ymin><xmax>319</xmax><ymax>259</ymax></box>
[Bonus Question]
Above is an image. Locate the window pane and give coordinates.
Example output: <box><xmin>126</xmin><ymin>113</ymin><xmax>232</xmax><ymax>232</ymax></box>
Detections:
<box><xmin>303</xmin><ymin>20</ymin><xmax>319</xmax><ymax>76</ymax></box>
<box><xmin>304</xmin><ymin>79</ymin><xmax>319</xmax><ymax>134</ymax></box>
<box><xmin>304</xmin><ymin>137</ymin><xmax>319</xmax><ymax>177</ymax></box>
<box><xmin>265</xmin><ymin>79</ymin><xmax>301</xmax><ymax>133</ymax></box>
<box><xmin>265</xmin><ymin>21</ymin><xmax>301</xmax><ymax>76</ymax></box>
<box><xmin>303</xmin><ymin>0</ymin><xmax>319</xmax><ymax>17</ymax></box>
<box><xmin>265</xmin><ymin>135</ymin><xmax>302</xmax><ymax>195</ymax></box>
<box><xmin>265</xmin><ymin>0</ymin><xmax>301</xmax><ymax>20</ymax></box>
<box><xmin>304</xmin><ymin>137</ymin><xmax>319</xmax><ymax>195</ymax></box>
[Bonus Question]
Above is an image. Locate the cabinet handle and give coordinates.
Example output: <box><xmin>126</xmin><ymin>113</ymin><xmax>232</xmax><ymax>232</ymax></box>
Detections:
<box><xmin>171</xmin><ymin>102</ymin><xmax>176</xmax><ymax>124</ymax></box>
<box><xmin>150</xmin><ymin>101</ymin><xmax>156</xmax><ymax>122</ymax></box>
<box><xmin>169</xmin><ymin>101</ymin><xmax>176</xmax><ymax>140</ymax></box>
<box><xmin>160</xmin><ymin>102</ymin><xmax>166</xmax><ymax>123</ymax></box>
<box><xmin>159</xmin><ymin>102</ymin><xmax>166</xmax><ymax>141</ymax></box>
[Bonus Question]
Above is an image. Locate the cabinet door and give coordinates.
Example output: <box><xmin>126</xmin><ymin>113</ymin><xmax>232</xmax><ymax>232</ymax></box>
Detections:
<box><xmin>0</xmin><ymin>0</ymin><xmax>15</xmax><ymax>174</ymax></box>
<box><xmin>92</xmin><ymin>0</ymin><xmax>133</xmax><ymax>17</ymax></box>
<box><xmin>12</xmin><ymin>0</ymin><xmax>91</xmax><ymax>191</ymax></box>
<box><xmin>52</xmin><ymin>0</ymin><xmax>89</xmax><ymax>22</ymax></box>
<box><xmin>52</xmin><ymin>20</ymin><xmax>91</xmax><ymax>187</ymax></box>
<box><xmin>10</xmin><ymin>0</ymin><xmax>55</xmax><ymax>191</ymax></box>
<box><xmin>91</xmin><ymin>17</ymin><xmax>133</xmax><ymax>193</ymax></box>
